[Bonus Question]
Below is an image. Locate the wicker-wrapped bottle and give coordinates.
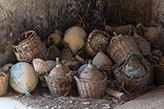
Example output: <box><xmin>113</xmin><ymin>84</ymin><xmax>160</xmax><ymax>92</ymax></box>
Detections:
<box><xmin>47</xmin><ymin>38</ymin><xmax>61</xmax><ymax>60</ymax></box>
<box><xmin>152</xmin><ymin>46</ymin><xmax>163</xmax><ymax>59</ymax></box>
<box><xmin>93</xmin><ymin>43</ymin><xmax>113</xmax><ymax>67</ymax></box>
<box><xmin>124</xmin><ymin>52</ymin><xmax>145</xmax><ymax>79</ymax></box>
<box><xmin>136</xmin><ymin>23</ymin><xmax>164</xmax><ymax>54</ymax></box>
<box><xmin>107</xmin><ymin>32</ymin><xmax>141</xmax><ymax>66</ymax></box>
<box><xmin>133</xmin><ymin>31</ymin><xmax>151</xmax><ymax>57</ymax></box>
<box><xmin>75</xmin><ymin>60</ymin><xmax>107</xmax><ymax>98</ymax></box>
<box><xmin>45</xmin><ymin>57</ymin><xmax>71</xmax><ymax>96</ymax></box>
<box><xmin>85</xmin><ymin>29</ymin><xmax>110</xmax><ymax>58</ymax></box>
<box><xmin>59</xmin><ymin>43</ymin><xmax>75</xmax><ymax>61</ymax></box>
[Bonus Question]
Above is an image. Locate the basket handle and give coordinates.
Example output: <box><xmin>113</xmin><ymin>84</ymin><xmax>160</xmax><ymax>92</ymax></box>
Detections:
<box><xmin>59</xmin><ymin>14</ymin><xmax>85</xmax><ymax>33</ymax></box>
<box><xmin>0</xmin><ymin>72</ymin><xmax>7</xmax><ymax>78</ymax></box>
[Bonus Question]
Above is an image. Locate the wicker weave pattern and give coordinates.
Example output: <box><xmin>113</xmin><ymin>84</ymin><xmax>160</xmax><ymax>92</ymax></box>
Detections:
<box><xmin>74</xmin><ymin>72</ymin><xmax>107</xmax><ymax>98</ymax></box>
<box><xmin>0</xmin><ymin>73</ymin><xmax>9</xmax><ymax>96</ymax></box>
<box><xmin>133</xmin><ymin>34</ymin><xmax>151</xmax><ymax>56</ymax></box>
<box><xmin>45</xmin><ymin>76</ymin><xmax>72</xmax><ymax>96</ymax></box>
<box><xmin>85</xmin><ymin>29</ymin><xmax>109</xmax><ymax>58</ymax></box>
<box><xmin>12</xmin><ymin>30</ymin><xmax>48</xmax><ymax>63</ymax></box>
<box><xmin>107</xmin><ymin>35</ymin><xmax>141</xmax><ymax>66</ymax></box>
<box><xmin>151</xmin><ymin>28</ymin><xmax>164</xmax><ymax>54</ymax></box>
<box><xmin>114</xmin><ymin>64</ymin><xmax>153</xmax><ymax>92</ymax></box>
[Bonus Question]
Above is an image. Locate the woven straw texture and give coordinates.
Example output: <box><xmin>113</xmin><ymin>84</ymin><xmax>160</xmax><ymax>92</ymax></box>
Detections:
<box><xmin>114</xmin><ymin>64</ymin><xmax>154</xmax><ymax>92</ymax></box>
<box><xmin>85</xmin><ymin>29</ymin><xmax>109</xmax><ymax>58</ymax></box>
<box><xmin>12</xmin><ymin>30</ymin><xmax>48</xmax><ymax>63</ymax></box>
<box><xmin>133</xmin><ymin>34</ymin><xmax>151</xmax><ymax>56</ymax></box>
<box><xmin>74</xmin><ymin>72</ymin><xmax>107</xmax><ymax>98</ymax></box>
<box><xmin>0</xmin><ymin>72</ymin><xmax>9</xmax><ymax>96</ymax></box>
<box><xmin>107</xmin><ymin>35</ymin><xmax>141</xmax><ymax>66</ymax></box>
<box><xmin>45</xmin><ymin>76</ymin><xmax>72</xmax><ymax>96</ymax></box>
<box><xmin>105</xmin><ymin>24</ymin><xmax>136</xmax><ymax>36</ymax></box>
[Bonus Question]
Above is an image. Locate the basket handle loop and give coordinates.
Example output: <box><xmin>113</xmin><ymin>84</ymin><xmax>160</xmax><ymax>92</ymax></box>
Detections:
<box><xmin>0</xmin><ymin>72</ymin><xmax>7</xmax><ymax>78</ymax></box>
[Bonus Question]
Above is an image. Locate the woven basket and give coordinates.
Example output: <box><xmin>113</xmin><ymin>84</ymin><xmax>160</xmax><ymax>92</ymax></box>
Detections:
<box><xmin>0</xmin><ymin>72</ymin><xmax>9</xmax><ymax>96</ymax></box>
<box><xmin>59</xmin><ymin>14</ymin><xmax>85</xmax><ymax>34</ymax></box>
<box><xmin>85</xmin><ymin>29</ymin><xmax>110</xmax><ymax>58</ymax></box>
<box><xmin>107</xmin><ymin>35</ymin><xmax>141</xmax><ymax>66</ymax></box>
<box><xmin>12</xmin><ymin>30</ymin><xmax>48</xmax><ymax>63</ymax></box>
<box><xmin>105</xmin><ymin>24</ymin><xmax>136</xmax><ymax>36</ymax></box>
<box><xmin>33</xmin><ymin>58</ymin><xmax>50</xmax><ymax>87</ymax></box>
<box><xmin>114</xmin><ymin>64</ymin><xmax>154</xmax><ymax>92</ymax></box>
<box><xmin>74</xmin><ymin>72</ymin><xmax>107</xmax><ymax>98</ymax></box>
<box><xmin>45</xmin><ymin>76</ymin><xmax>72</xmax><ymax>96</ymax></box>
<box><xmin>133</xmin><ymin>33</ymin><xmax>151</xmax><ymax>56</ymax></box>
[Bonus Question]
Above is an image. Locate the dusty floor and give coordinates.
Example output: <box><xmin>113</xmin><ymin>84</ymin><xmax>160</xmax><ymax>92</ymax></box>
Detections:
<box><xmin>5</xmin><ymin>79</ymin><xmax>154</xmax><ymax>109</ymax></box>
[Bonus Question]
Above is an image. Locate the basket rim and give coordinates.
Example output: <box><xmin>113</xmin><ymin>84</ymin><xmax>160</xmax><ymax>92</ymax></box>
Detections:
<box><xmin>74</xmin><ymin>72</ymin><xmax>107</xmax><ymax>83</ymax></box>
<box><xmin>45</xmin><ymin>75</ymin><xmax>71</xmax><ymax>80</ymax></box>
<box><xmin>12</xmin><ymin>30</ymin><xmax>36</xmax><ymax>47</ymax></box>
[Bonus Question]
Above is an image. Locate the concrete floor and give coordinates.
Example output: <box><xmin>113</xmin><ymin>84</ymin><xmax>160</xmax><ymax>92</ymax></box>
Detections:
<box><xmin>1</xmin><ymin>88</ymin><xmax>164</xmax><ymax>109</ymax></box>
<box><xmin>115</xmin><ymin>89</ymin><xmax>164</xmax><ymax>109</ymax></box>
<box><xmin>0</xmin><ymin>93</ymin><xmax>34</xmax><ymax>109</ymax></box>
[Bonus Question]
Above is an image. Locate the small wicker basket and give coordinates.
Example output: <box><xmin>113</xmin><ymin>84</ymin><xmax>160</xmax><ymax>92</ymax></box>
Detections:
<box><xmin>12</xmin><ymin>30</ymin><xmax>48</xmax><ymax>63</ymax></box>
<box><xmin>0</xmin><ymin>72</ymin><xmax>9</xmax><ymax>96</ymax></box>
<box><xmin>85</xmin><ymin>29</ymin><xmax>110</xmax><ymax>58</ymax></box>
<box><xmin>107</xmin><ymin>35</ymin><xmax>141</xmax><ymax>66</ymax></box>
<box><xmin>74</xmin><ymin>72</ymin><xmax>107</xmax><ymax>98</ymax></box>
<box><xmin>45</xmin><ymin>76</ymin><xmax>72</xmax><ymax>96</ymax></box>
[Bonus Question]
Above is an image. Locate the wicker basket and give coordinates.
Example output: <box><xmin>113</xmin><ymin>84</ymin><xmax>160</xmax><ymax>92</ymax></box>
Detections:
<box><xmin>0</xmin><ymin>72</ymin><xmax>9</xmax><ymax>96</ymax></box>
<box><xmin>114</xmin><ymin>64</ymin><xmax>154</xmax><ymax>92</ymax></box>
<box><xmin>105</xmin><ymin>24</ymin><xmax>136</xmax><ymax>36</ymax></box>
<box><xmin>85</xmin><ymin>29</ymin><xmax>110</xmax><ymax>58</ymax></box>
<box><xmin>107</xmin><ymin>35</ymin><xmax>141</xmax><ymax>66</ymax></box>
<box><xmin>45</xmin><ymin>76</ymin><xmax>72</xmax><ymax>96</ymax></box>
<box><xmin>74</xmin><ymin>72</ymin><xmax>107</xmax><ymax>98</ymax></box>
<box><xmin>133</xmin><ymin>33</ymin><xmax>152</xmax><ymax>56</ymax></box>
<box><xmin>12</xmin><ymin>30</ymin><xmax>48</xmax><ymax>63</ymax></box>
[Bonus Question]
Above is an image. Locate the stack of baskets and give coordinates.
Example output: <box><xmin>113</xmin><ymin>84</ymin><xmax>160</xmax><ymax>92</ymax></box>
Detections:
<box><xmin>0</xmin><ymin>72</ymin><xmax>9</xmax><ymax>96</ymax></box>
<box><xmin>12</xmin><ymin>30</ymin><xmax>48</xmax><ymax>63</ymax></box>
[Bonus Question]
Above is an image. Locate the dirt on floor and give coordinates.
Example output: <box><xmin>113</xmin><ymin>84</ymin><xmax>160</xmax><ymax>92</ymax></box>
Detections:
<box><xmin>9</xmin><ymin>79</ymin><xmax>154</xmax><ymax>109</ymax></box>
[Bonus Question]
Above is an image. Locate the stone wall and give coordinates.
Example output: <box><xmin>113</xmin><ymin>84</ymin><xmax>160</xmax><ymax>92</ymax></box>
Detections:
<box><xmin>0</xmin><ymin>0</ymin><xmax>162</xmax><ymax>66</ymax></box>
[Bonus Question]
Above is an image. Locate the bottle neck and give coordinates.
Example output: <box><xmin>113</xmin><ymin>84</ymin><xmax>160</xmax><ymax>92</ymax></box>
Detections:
<box><xmin>113</xmin><ymin>31</ymin><xmax>117</xmax><ymax>37</ymax></box>
<box><xmin>64</xmin><ymin>43</ymin><xmax>69</xmax><ymax>49</ymax></box>
<box><xmin>88</xmin><ymin>60</ymin><xmax>93</xmax><ymax>67</ymax></box>
<box><xmin>130</xmin><ymin>52</ymin><xmax>135</xmax><ymax>57</ymax></box>
<box><xmin>56</xmin><ymin>57</ymin><xmax>60</xmax><ymax>67</ymax></box>
<box><xmin>50</xmin><ymin>38</ymin><xmax>54</xmax><ymax>46</ymax></box>
<box><xmin>98</xmin><ymin>44</ymin><xmax>102</xmax><ymax>53</ymax></box>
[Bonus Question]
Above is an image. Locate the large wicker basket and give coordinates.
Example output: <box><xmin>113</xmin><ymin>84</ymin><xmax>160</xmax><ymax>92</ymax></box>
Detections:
<box><xmin>0</xmin><ymin>72</ymin><xmax>9</xmax><ymax>96</ymax></box>
<box><xmin>107</xmin><ymin>35</ymin><xmax>141</xmax><ymax>66</ymax></box>
<box><xmin>74</xmin><ymin>72</ymin><xmax>107</xmax><ymax>98</ymax></box>
<box><xmin>85</xmin><ymin>29</ymin><xmax>110</xmax><ymax>58</ymax></box>
<box><xmin>45</xmin><ymin>76</ymin><xmax>72</xmax><ymax>96</ymax></box>
<box><xmin>12</xmin><ymin>30</ymin><xmax>48</xmax><ymax>63</ymax></box>
<box><xmin>114</xmin><ymin>64</ymin><xmax>154</xmax><ymax>93</ymax></box>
